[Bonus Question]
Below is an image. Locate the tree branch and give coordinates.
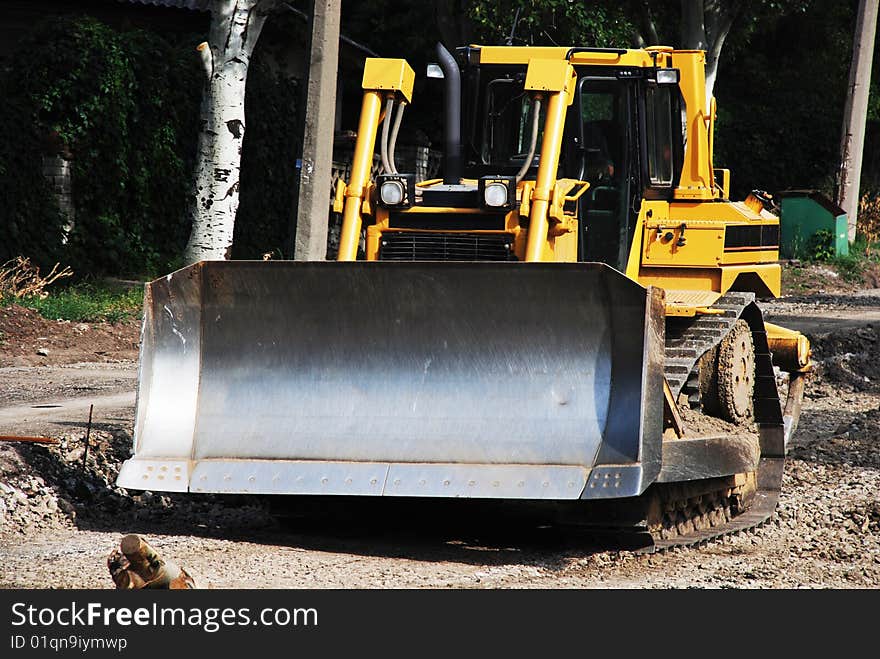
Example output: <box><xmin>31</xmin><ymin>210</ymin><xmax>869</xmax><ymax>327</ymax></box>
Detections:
<box><xmin>705</xmin><ymin>0</ymin><xmax>740</xmax><ymax>61</ymax></box>
<box><xmin>640</xmin><ymin>0</ymin><xmax>661</xmax><ymax>45</ymax></box>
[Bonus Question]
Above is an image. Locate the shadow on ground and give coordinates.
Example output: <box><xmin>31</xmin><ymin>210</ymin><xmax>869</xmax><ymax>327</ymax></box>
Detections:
<box><xmin>9</xmin><ymin>434</ymin><xmax>639</xmax><ymax>570</ymax></box>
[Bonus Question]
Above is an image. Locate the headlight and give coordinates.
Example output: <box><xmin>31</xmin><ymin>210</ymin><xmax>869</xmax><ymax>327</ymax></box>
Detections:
<box><xmin>656</xmin><ymin>68</ymin><xmax>680</xmax><ymax>85</ymax></box>
<box><xmin>483</xmin><ymin>182</ymin><xmax>509</xmax><ymax>208</ymax></box>
<box><xmin>478</xmin><ymin>176</ymin><xmax>516</xmax><ymax>211</ymax></box>
<box><xmin>376</xmin><ymin>174</ymin><xmax>415</xmax><ymax>209</ymax></box>
<box><xmin>380</xmin><ymin>180</ymin><xmax>405</xmax><ymax>205</ymax></box>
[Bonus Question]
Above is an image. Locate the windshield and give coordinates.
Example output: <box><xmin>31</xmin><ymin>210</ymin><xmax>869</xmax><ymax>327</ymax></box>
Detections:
<box><xmin>479</xmin><ymin>76</ymin><xmax>544</xmax><ymax>169</ymax></box>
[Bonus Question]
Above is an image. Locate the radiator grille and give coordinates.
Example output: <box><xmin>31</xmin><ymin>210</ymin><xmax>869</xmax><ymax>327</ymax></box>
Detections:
<box><xmin>378</xmin><ymin>232</ymin><xmax>517</xmax><ymax>262</ymax></box>
<box><xmin>389</xmin><ymin>212</ymin><xmax>505</xmax><ymax>231</ymax></box>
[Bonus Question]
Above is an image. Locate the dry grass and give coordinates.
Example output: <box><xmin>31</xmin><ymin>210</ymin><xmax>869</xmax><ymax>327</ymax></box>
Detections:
<box><xmin>0</xmin><ymin>257</ymin><xmax>72</xmax><ymax>302</ymax></box>
<box><xmin>857</xmin><ymin>194</ymin><xmax>880</xmax><ymax>249</ymax></box>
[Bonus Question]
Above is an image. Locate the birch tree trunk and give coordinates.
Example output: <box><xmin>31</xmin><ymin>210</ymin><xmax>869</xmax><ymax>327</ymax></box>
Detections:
<box><xmin>184</xmin><ymin>0</ymin><xmax>272</xmax><ymax>264</ymax></box>
<box><xmin>680</xmin><ymin>0</ymin><xmax>740</xmax><ymax>103</ymax></box>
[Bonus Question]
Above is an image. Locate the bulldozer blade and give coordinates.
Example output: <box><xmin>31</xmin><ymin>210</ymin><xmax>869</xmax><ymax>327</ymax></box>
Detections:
<box><xmin>117</xmin><ymin>261</ymin><xmax>665</xmax><ymax>500</ymax></box>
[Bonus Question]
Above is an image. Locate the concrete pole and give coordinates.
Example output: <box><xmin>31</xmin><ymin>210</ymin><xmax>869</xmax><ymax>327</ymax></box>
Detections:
<box><xmin>294</xmin><ymin>0</ymin><xmax>341</xmax><ymax>260</ymax></box>
<box><xmin>838</xmin><ymin>0</ymin><xmax>878</xmax><ymax>242</ymax></box>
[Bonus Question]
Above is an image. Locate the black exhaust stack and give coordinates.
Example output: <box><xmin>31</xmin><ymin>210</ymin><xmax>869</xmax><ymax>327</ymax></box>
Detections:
<box><xmin>436</xmin><ymin>42</ymin><xmax>462</xmax><ymax>185</ymax></box>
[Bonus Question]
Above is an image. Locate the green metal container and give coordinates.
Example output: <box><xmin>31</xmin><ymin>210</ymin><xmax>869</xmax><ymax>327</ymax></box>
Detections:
<box><xmin>779</xmin><ymin>190</ymin><xmax>849</xmax><ymax>258</ymax></box>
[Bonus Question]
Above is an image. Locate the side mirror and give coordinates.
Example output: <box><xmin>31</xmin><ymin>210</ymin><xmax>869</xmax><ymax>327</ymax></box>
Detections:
<box><xmin>426</xmin><ymin>63</ymin><xmax>444</xmax><ymax>79</ymax></box>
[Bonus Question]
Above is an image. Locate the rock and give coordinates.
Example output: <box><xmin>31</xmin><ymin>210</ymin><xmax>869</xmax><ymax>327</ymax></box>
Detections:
<box><xmin>57</xmin><ymin>498</ymin><xmax>76</xmax><ymax>518</ymax></box>
<box><xmin>36</xmin><ymin>348</ymin><xmax>49</xmax><ymax>356</ymax></box>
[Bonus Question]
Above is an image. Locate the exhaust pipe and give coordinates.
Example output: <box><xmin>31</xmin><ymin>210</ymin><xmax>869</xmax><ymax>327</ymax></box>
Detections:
<box><xmin>436</xmin><ymin>42</ymin><xmax>462</xmax><ymax>184</ymax></box>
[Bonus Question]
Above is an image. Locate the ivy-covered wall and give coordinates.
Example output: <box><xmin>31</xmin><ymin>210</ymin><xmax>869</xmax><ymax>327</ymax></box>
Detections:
<box><xmin>0</xmin><ymin>15</ymin><xmax>300</xmax><ymax>278</ymax></box>
<box><xmin>234</xmin><ymin>61</ymin><xmax>300</xmax><ymax>261</ymax></box>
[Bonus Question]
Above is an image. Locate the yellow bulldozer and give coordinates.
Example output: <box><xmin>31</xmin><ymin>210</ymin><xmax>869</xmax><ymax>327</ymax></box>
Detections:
<box><xmin>118</xmin><ymin>43</ymin><xmax>812</xmax><ymax>549</ymax></box>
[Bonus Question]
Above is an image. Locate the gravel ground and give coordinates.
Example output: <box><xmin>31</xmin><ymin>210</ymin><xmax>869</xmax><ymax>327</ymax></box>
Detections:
<box><xmin>1</xmin><ymin>294</ymin><xmax>879</xmax><ymax>589</ymax></box>
<box><xmin>0</xmin><ymin>362</ymin><xmax>136</xmax><ymax>407</ymax></box>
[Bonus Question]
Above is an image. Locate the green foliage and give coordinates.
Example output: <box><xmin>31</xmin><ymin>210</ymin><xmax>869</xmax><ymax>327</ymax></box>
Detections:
<box><xmin>832</xmin><ymin>252</ymin><xmax>867</xmax><ymax>284</ymax></box>
<box><xmin>792</xmin><ymin>233</ymin><xmax>880</xmax><ymax>286</ymax></box>
<box><xmin>4</xmin><ymin>281</ymin><xmax>144</xmax><ymax>323</ymax></box>
<box><xmin>829</xmin><ymin>237</ymin><xmax>880</xmax><ymax>284</ymax></box>
<box><xmin>0</xmin><ymin>16</ymin><xmax>202</xmax><ymax>277</ymax></box>
<box><xmin>832</xmin><ymin>255</ymin><xmax>859</xmax><ymax>283</ymax></box>
<box><xmin>0</xmin><ymin>62</ymin><xmax>67</xmax><ymax>268</ymax></box>
<box><xmin>805</xmin><ymin>229</ymin><xmax>835</xmax><ymax>262</ymax></box>
<box><xmin>0</xmin><ymin>14</ymin><xmax>302</xmax><ymax>276</ymax></box>
<box><xmin>468</xmin><ymin>0</ymin><xmax>636</xmax><ymax>47</ymax></box>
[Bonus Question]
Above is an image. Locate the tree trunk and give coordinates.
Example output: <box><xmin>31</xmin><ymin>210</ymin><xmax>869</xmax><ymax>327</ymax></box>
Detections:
<box><xmin>680</xmin><ymin>0</ymin><xmax>708</xmax><ymax>50</ymax></box>
<box><xmin>680</xmin><ymin>0</ymin><xmax>739</xmax><ymax>102</ymax></box>
<box><xmin>184</xmin><ymin>0</ymin><xmax>270</xmax><ymax>264</ymax></box>
<box><xmin>838</xmin><ymin>0</ymin><xmax>879</xmax><ymax>242</ymax></box>
<box><xmin>633</xmin><ymin>0</ymin><xmax>661</xmax><ymax>47</ymax></box>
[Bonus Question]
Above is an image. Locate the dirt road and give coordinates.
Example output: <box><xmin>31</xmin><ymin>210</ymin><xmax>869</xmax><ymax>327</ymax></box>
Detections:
<box><xmin>1</xmin><ymin>294</ymin><xmax>878</xmax><ymax>589</ymax></box>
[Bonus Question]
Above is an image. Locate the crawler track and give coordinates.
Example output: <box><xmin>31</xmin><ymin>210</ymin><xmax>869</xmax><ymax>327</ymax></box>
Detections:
<box><xmin>640</xmin><ymin>293</ymin><xmax>791</xmax><ymax>552</ymax></box>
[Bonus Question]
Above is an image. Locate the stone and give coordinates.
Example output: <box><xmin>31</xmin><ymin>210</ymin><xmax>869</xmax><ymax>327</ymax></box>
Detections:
<box><xmin>57</xmin><ymin>498</ymin><xmax>76</xmax><ymax>517</ymax></box>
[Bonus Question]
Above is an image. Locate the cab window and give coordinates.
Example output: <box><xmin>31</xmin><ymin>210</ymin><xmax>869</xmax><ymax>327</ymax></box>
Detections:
<box><xmin>645</xmin><ymin>85</ymin><xmax>673</xmax><ymax>187</ymax></box>
<box><xmin>481</xmin><ymin>78</ymin><xmax>544</xmax><ymax>168</ymax></box>
<box><xmin>580</xmin><ymin>88</ymin><xmax>623</xmax><ymax>186</ymax></box>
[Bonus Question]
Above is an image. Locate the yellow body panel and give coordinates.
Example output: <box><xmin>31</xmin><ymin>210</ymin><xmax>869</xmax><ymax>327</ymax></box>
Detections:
<box><xmin>525</xmin><ymin>59</ymin><xmax>576</xmax><ymax>93</ymax></box>
<box><xmin>663</xmin><ymin>290</ymin><xmax>722</xmax><ymax>317</ymax></box>
<box><xmin>674</xmin><ymin>52</ymin><xmax>715</xmax><ymax>200</ymax></box>
<box><xmin>638</xmin><ymin>267</ymin><xmax>722</xmax><ymax>293</ymax></box>
<box><xmin>643</xmin><ymin>220</ymin><xmax>724</xmax><ymax>268</ymax></box>
<box><xmin>642</xmin><ymin>221</ymin><xmax>779</xmax><ymax>266</ymax></box>
<box><xmin>361</xmin><ymin>58</ymin><xmax>415</xmax><ymax>102</ymax></box>
<box><xmin>631</xmin><ymin>194</ymin><xmax>781</xmax><ymax>311</ymax></box>
<box><xmin>639</xmin><ymin>264</ymin><xmax>780</xmax><ymax>300</ymax></box>
<box><xmin>720</xmin><ymin>263</ymin><xmax>781</xmax><ymax>297</ymax></box>
<box><xmin>721</xmin><ymin>248</ymin><xmax>780</xmax><ymax>266</ymax></box>
<box><xmin>475</xmin><ymin>45</ymin><xmax>660</xmax><ymax>68</ymax></box>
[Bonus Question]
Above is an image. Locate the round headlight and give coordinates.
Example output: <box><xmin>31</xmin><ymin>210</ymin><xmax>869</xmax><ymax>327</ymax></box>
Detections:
<box><xmin>380</xmin><ymin>180</ymin><xmax>405</xmax><ymax>206</ymax></box>
<box><xmin>483</xmin><ymin>182</ymin><xmax>509</xmax><ymax>208</ymax></box>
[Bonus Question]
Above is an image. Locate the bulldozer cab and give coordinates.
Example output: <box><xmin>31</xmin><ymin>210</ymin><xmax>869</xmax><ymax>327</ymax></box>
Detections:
<box><xmin>462</xmin><ymin>55</ymin><xmax>685</xmax><ymax>271</ymax></box>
